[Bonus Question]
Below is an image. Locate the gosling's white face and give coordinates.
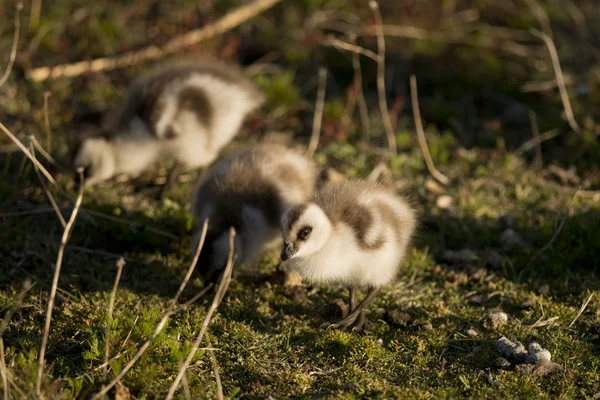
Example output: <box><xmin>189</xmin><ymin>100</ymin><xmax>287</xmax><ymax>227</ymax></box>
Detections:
<box><xmin>72</xmin><ymin>137</ymin><xmax>116</xmax><ymax>187</ymax></box>
<box><xmin>281</xmin><ymin>204</ymin><xmax>332</xmax><ymax>261</ymax></box>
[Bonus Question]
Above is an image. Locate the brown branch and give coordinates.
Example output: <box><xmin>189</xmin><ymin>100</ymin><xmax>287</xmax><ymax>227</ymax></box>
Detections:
<box><xmin>104</xmin><ymin>257</ymin><xmax>126</xmax><ymax>380</ymax></box>
<box><xmin>515</xmin><ymin>129</ymin><xmax>559</xmax><ymax>158</ymax></box>
<box><xmin>530</xmin><ymin>28</ymin><xmax>581</xmax><ymax>135</ymax></box>
<box><xmin>43</xmin><ymin>92</ymin><xmax>53</xmax><ymax>153</ymax></box>
<box><xmin>27</xmin><ymin>0</ymin><xmax>283</xmax><ymax>81</ymax></box>
<box><xmin>322</xmin><ymin>35</ymin><xmax>381</xmax><ymax>62</ymax></box>
<box><xmin>349</xmin><ymin>35</ymin><xmax>371</xmax><ymax>144</ymax></box>
<box><xmin>370</xmin><ymin>1</ymin><xmax>397</xmax><ymax>156</ymax></box>
<box><xmin>166</xmin><ymin>228</ymin><xmax>237</xmax><ymax>399</ymax></box>
<box><xmin>306</xmin><ymin>68</ymin><xmax>328</xmax><ymax>156</ymax></box>
<box><xmin>529</xmin><ymin>110</ymin><xmax>542</xmax><ymax>168</ymax></box>
<box><xmin>0</xmin><ymin>3</ymin><xmax>22</xmax><ymax>89</ymax></box>
<box><xmin>36</xmin><ymin>169</ymin><xmax>85</xmax><ymax>396</ymax></box>
<box><xmin>409</xmin><ymin>75</ymin><xmax>450</xmax><ymax>185</ymax></box>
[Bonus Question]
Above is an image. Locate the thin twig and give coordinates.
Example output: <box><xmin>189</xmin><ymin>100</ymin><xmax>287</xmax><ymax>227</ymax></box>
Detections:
<box><xmin>0</xmin><ymin>339</ymin><xmax>8</xmax><ymax>400</ymax></box>
<box><xmin>29</xmin><ymin>140</ymin><xmax>66</xmax><ymax>227</ymax></box>
<box><xmin>206</xmin><ymin>334</ymin><xmax>223</xmax><ymax>400</ymax></box>
<box><xmin>322</xmin><ymin>35</ymin><xmax>381</xmax><ymax>62</ymax></box>
<box><xmin>530</xmin><ymin>28</ymin><xmax>581</xmax><ymax>135</ymax></box>
<box><xmin>31</xmin><ymin>135</ymin><xmax>63</xmax><ymax>170</ymax></box>
<box><xmin>43</xmin><ymin>92</ymin><xmax>53</xmax><ymax>153</ymax></box>
<box><xmin>166</xmin><ymin>228</ymin><xmax>237</xmax><ymax>400</ymax></box>
<box><xmin>0</xmin><ymin>120</ymin><xmax>56</xmax><ymax>184</ymax></box>
<box><xmin>28</xmin><ymin>0</ymin><xmax>283</xmax><ymax>81</ymax></box>
<box><xmin>104</xmin><ymin>257</ymin><xmax>125</xmax><ymax>380</ymax></box>
<box><xmin>84</xmin><ymin>209</ymin><xmax>179</xmax><ymax>240</ymax></box>
<box><xmin>515</xmin><ymin>129</ymin><xmax>560</xmax><ymax>157</ymax></box>
<box><xmin>0</xmin><ymin>2</ymin><xmax>22</xmax><ymax>89</ymax></box>
<box><xmin>568</xmin><ymin>292</ymin><xmax>594</xmax><ymax>328</ymax></box>
<box><xmin>36</xmin><ymin>169</ymin><xmax>85</xmax><ymax>396</ymax></box>
<box><xmin>91</xmin><ymin>220</ymin><xmax>210</xmax><ymax>399</ymax></box>
<box><xmin>528</xmin><ymin>110</ymin><xmax>543</xmax><ymax>168</ymax></box>
<box><xmin>526</xmin><ymin>186</ymin><xmax>580</xmax><ymax>269</ymax></box>
<box><xmin>349</xmin><ymin>34</ymin><xmax>371</xmax><ymax>144</ymax></box>
<box><xmin>409</xmin><ymin>75</ymin><xmax>450</xmax><ymax>185</ymax></box>
<box><xmin>370</xmin><ymin>1</ymin><xmax>397</xmax><ymax>156</ymax></box>
<box><xmin>306</xmin><ymin>68</ymin><xmax>328</xmax><ymax>156</ymax></box>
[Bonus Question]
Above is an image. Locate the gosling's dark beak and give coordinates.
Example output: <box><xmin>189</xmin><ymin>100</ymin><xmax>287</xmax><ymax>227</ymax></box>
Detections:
<box><xmin>281</xmin><ymin>242</ymin><xmax>297</xmax><ymax>261</ymax></box>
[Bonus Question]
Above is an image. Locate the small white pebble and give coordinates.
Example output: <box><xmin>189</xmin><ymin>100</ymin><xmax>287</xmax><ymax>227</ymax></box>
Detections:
<box><xmin>376</xmin><ymin>338</ymin><xmax>384</xmax><ymax>346</ymax></box>
<box><xmin>467</xmin><ymin>328</ymin><xmax>478</xmax><ymax>338</ymax></box>
<box><xmin>436</xmin><ymin>195</ymin><xmax>453</xmax><ymax>209</ymax></box>
<box><xmin>526</xmin><ymin>342</ymin><xmax>552</xmax><ymax>364</ymax></box>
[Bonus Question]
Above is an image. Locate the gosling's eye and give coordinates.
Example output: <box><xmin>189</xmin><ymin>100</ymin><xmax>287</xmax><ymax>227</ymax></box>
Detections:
<box><xmin>298</xmin><ymin>227</ymin><xmax>312</xmax><ymax>240</ymax></box>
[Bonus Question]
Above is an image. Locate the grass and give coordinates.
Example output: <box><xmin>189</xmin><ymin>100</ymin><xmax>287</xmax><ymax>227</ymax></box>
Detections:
<box><xmin>1</xmin><ymin>0</ymin><xmax>600</xmax><ymax>398</ymax></box>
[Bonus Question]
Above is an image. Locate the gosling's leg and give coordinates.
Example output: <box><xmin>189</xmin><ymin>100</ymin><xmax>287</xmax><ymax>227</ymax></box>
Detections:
<box><xmin>348</xmin><ymin>287</ymin><xmax>357</xmax><ymax>315</ymax></box>
<box><xmin>324</xmin><ymin>287</ymin><xmax>379</xmax><ymax>331</ymax></box>
<box><xmin>159</xmin><ymin>162</ymin><xmax>181</xmax><ymax>200</ymax></box>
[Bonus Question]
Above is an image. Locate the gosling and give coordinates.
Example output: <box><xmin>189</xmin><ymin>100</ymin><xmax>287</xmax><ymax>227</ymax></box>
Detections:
<box><xmin>280</xmin><ymin>180</ymin><xmax>416</xmax><ymax>331</ymax></box>
<box><xmin>70</xmin><ymin>59</ymin><xmax>264</xmax><ymax>188</ymax></box>
<box><xmin>191</xmin><ymin>144</ymin><xmax>317</xmax><ymax>283</ymax></box>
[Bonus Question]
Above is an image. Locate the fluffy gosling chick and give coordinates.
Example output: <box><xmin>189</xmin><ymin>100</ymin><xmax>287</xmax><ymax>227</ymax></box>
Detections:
<box><xmin>191</xmin><ymin>144</ymin><xmax>317</xmax><ymax>283</ymax></box>
<box><xmin>71</xmin><ymin>60</ymin><xmax>264</xmax><ymax>187</ymax></box>
<box><xmin>281</xmin><ymin>180</ymin><xmax>417</xmax><ymax>331</ymax></box>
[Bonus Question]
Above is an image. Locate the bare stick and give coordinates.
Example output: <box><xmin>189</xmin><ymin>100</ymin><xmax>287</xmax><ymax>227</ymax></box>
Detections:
<box><xmin>529</xmin><ymin>110</ymin><xmax>543</xmax><ymax>168</ymax></box>
<box><xmin>104</xmin><ymin>257</ymin><xmax>126</xmax><ymax>380</ymax></box>
<box><xmin>31</xmin><ymin>135</ymin><xmax>62</xmax><ymax>170</ymax></box>
<box><xmin>181</xmin><ymin>372</ymin><xmax>192</xmax><ymax>400</ymax></box>
<box><xmin>30</xmin><ymin>141</ymin><xmax>66</xmax><ymax>227</ymax></box>
<box><xmin>43</xmin><ymin>92</ymin><xmax>53</xmax><ymax>153</ymax></box>
<box><xmin>370</xmin><ymin>1</ymin><xmax>397</xmax><ymax>156</ymax></box>
<box><xmin>0</xmin><ymin>339</ymin><xmax>7</xmax><ymax>400</ymax></box>
<box><xmin>306</xmin><ymin>68</ymin><xmax>328</xmax><ymax>156</ymax></box>
<box><xmin>0</xmin><ymin>3</ymin><xmax>22</xmax><ymax>89</ymax></box>
<box><xmin>526</xmin><ymin>186</ymin><xmax>580</xmax><ymax>269</ymax></box>
<box><xmin>206</xmin><ymin>334</ymin><xmax>223</xmax><ymax>400</ymax></box>
<box><xmin>0</xmin><ymin>120</ymin><xmax>56</xmax><ymax>184</ymax></box>
<box><xmin>36</xmin><ymin>169</ymin><xmax>85</xmax><ymax>396</ymax></box>
<box><xmin>166</xmin><ymin>228</ymin><xmax>237</xmax><ymax>400</ymax></box>
<box><xmin>515</xmin><ymin>129</ymin><xmax>559</xmax><ymax>157</ymax></box>
<box><xmin>530</xmin><ymin>28</ymin><xmax>581</xmax><ymax>135</ymax></box>
<box><xmin>409</xmin><ymin>75</ymin><xmax>450</xmax><ymax>185</ymax></box>
<box><xmin>91</xmin><ymin>220</ymin><xmax>210</xmax><ymax>399</ymax></box>
<box><xmin>28</xmin><ymin>0</ymin><xmax>283</xmax><ymax>81</ymax></box>
<box><xmin>350</xmin><ymin>34</ymin><xmax>371</xmax><ymax>143</ymax></box>
<box><xmin>323</xmin><ymin>35</ymin><xmax>381</xmax><ymax>62</ymax></box>
<box><xmin>568</xmin><ymin>292</ymin><xmax>593</xmax><ymax>328</ymax></box>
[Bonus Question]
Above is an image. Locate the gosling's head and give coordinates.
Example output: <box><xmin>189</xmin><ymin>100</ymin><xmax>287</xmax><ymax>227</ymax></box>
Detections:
<box><xmin>280</xmin><ymin>203</ymin><xmax>332</xmax><ymax>261</ymax></box>
<box><xmin>70</xmin><ymin>130</ymin><xmax>117</xmax><ymax>187</ymax></box>
<box><xmin>192</xmin><ymin>228</ymin><xmax>243</xmax><ymax>285</ymax></box>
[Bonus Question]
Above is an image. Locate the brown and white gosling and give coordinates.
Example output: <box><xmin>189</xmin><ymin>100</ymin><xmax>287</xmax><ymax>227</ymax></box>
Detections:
<box><xmin>70</xmin><ymin>60</ymin><xmax>264</xmax><ymax>188</ymax></box>
<box><xmin>191</xmin><ymin>144</ymin><xmax>317</xmax><ymax>283</ymax></box>
<box><xmin>280</xmin><ymin>180</ymin><xmax>417</xmax><ymax>331</ymax></box>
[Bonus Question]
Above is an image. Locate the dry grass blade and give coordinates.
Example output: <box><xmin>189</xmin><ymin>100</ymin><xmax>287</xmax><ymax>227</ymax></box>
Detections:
<box><xmin>104</xmin><ymin>257</ymin><xmax>126</xmax><ymax>380</ymax></box>
<box><xmin>323</xmin><ymin>35</ymin><xmax>381</xmax><ymax>62</ymax></box>
<box><xmin>306</xmin><ymin>68</ymin><xmax>328</xmax><ymax>156</ymax></box>
<box><xmin>0</xmin><ymin>278</ymin><xmax>33</xmax><ymax>338</ymax></box>
<box><xmin>43</xmin><ymin>92</ymin><xmax>53</xmax><ymax>153</ymax></box>
<box><xmin>166</xmin><ymin>228</ymin><xmax>237</xmax><ymax>400</ymax></box>
<box><xmin>349</xmin><ymin>34</ymin><xmax>371</xmax><ymax>144</ymax></box>
<box><xmin>91</xmin><ymin>220</ymin><xmax>210</xmax><ymax>399</ymax></box>
<box><xmin>370</xmin><ymin>1</ymin><xmax>397</xmax><ymax>156</ymax></box>
<box><xmin>29</xmin><ymin>140</ymin><xmax>66</xmax><ymax>227</ymax></box>
<box><xmin>529</xmin><ymin>110</ymin><xmax>542</xmax><ymax>168</ymax></box>
<box><xmin>0</xmin><ymin>339</ymin><xmax>8</xmax><ymax>400</ymax></box>
<box><xmin>181</xmin><ymin>372</ymin><xmax>192</xmax><ymax>400</ymax></box>
<box><xmin>0</xmin><ymin>121</ymin><xmax>56</xmax><ymax>184</ymax></box>
<box><xmin>207</xmin><ymin>334</ymin><xmax>224</xmax><ymax>400</ymax></box>
<box><xmin>0</xmin><ymin>3</ymin><xmax>22</xmax><ymax>89</ymax></box>
<box><xmin>525</xmin><ymin>0</ymin><xmax>553</xmax><ymax>39</ymax></box>
<box><xmin>83</xmin><ymin>209</ymin><xmax>179</xmax><ymax>240</ymax></box>
<box><xmin>31</xmin><ymin>135</ymin><xmax>63</xmax><ymax>170</ymax></box>
<box><xmin>36</xmin><ymin>169</ymin><xmax>85</xmax><ymax>396</ymax></box>
<box><xmin>515</xmin><ymin>129</ymin><xmax>559</xmax><ymax>158</ymax></box>
<box><xmin>530</xmin><ymin>28</ymin><xmax>581</xmax><ymax>135</ymax></box>
<box><xmin>568</xmin><ymin>292</ymin><xmax>594</xmax><ymax>328</ymax></box>
<box><xmin>28</xmin><ymin>0</ymin><xmax>283</xmax><ymax>81</ymax></box>
<box><xmin>409</xmin><ymin>75</ymin><xmax>450</xmax><ymax>185</ymax></box>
